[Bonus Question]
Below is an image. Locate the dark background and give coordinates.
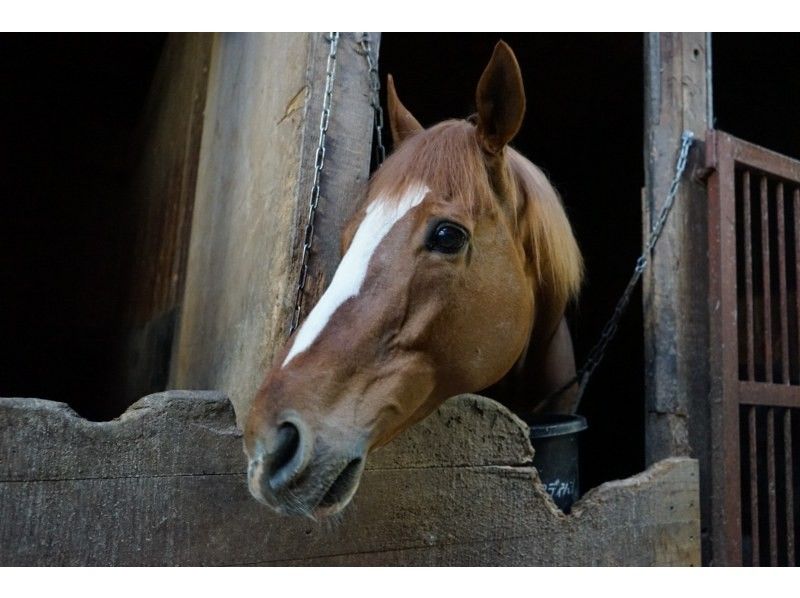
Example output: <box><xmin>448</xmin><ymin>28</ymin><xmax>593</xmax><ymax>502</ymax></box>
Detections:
<box><xmin>0</xmin><ymin>34</ymin><xmax>166</xmax><ymax>419</ymax></box>
<box><xmin>380</xmin><ymin>32</ymin><xmax>800</xmax><ymax>489</ymax></box>
<box><xmin>1</xmin><ymin>33</ymin><xmax>798</xmax><ymax>489</ymax></box>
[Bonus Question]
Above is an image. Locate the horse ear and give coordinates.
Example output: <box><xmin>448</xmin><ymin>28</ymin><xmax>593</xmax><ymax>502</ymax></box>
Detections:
<box><xmin>475</xmin><ymin>41</ymin><xmax>526</xmax><ymax>155</ymax></box>
<box><xmin>387</xmin><ymin>74</ymin><xmax>423</xmax><ymax>147</ymax></box>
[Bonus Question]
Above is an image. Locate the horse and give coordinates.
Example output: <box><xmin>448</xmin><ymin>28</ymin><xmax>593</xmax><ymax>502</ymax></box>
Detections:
<box><xmin>244</xmin><ymin>41</ymin><xmax>583</xmax><ymax>518</ymax></box>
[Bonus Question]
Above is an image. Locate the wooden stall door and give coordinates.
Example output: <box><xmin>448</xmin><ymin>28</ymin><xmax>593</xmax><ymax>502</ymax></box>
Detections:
<box><xmin>707</xmin><ymin>130</ymin><xmax>800</xmax><ymax>566</ymax></box>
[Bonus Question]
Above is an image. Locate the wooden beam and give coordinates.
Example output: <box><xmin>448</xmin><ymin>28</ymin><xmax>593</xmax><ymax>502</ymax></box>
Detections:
<box><xmin>642</xmin><ymin>32</ymin><xmax>712</xmax><ymax>560</ymax></box>
<box><xmin>169</xmin><ymin>33</ymin><xmax>379</xmax><ymax>423</ymax></box>
<box><xmin>118</xmin><ymin>33</ymin><xmax>213</xmax><ymax>409</ymax></box>
<box><xmin>0</xmin><ymin>392</ymin><xmax>700</xmax><ymax>566</ymax></box>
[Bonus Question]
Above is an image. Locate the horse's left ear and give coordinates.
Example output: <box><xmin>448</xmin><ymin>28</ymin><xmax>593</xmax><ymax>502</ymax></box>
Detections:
<box><xmin>387</xmin><ymin>74</ymin><xmax>424</xmax><ymax>147</ymax></box>
<box><xmin>475</xmin><ymin>41</ymin><xmax>526</xmax><ymax>155</ymax></box>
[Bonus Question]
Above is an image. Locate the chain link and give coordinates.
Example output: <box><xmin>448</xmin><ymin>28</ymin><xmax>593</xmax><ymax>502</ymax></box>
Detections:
<box><xmin>548</xmin><ymin>130</ymin><xmax>695</xmax><ymax>404</ymax></box>
<box><xmin>290</xmin><ymin>32</ymin><xmax>339</xmax><ymax>334</ymax></box>
<box><xmin>359</xmin><ymin>33</ymin><xmax>386</xmax><ymax>167</ymax></box>
<box><xmin>291</xmin><ymin>33</ymin><xmax>386</xmax><ymax>335</ymax></box>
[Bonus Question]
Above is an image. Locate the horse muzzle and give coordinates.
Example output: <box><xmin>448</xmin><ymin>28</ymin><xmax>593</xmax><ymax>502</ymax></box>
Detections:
<box><xmin>246</xmin><ymin>411</ymin><xmax>367</xmax><ymax>518</ymax></box>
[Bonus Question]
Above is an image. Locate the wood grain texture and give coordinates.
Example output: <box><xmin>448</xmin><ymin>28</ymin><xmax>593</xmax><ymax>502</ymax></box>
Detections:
<box><xmin>292</xmin><ymin>33</ymin><xmax>381</xmax><ymax>319</ymax></box>
<box><xmin>1</xmin><ymin>392</ymin><xmax>700</xmax><ymax>566</ymax></box>
<box><xmin>642</xmin><ymin>33</ymin><xmax>712</xmax><ymax>561</ymax></box>
<box><xmin>169</xmin><ymin>33</ymin><xmax>378</xmax><ymax>424</ymax></box>
<box><xmin>643</xmin><ymin>33</ymin><xmax>710</xmax><ymax>457</ymax></box>
<box><xmin>116</xmin><ymin>33</ymin><xmax>213</xmax><ymax>407</ymax></box>
<box><xmin>126</xmin><ymin>33</ymin><xmax>214</xmax><ymax>327</ymax></box>
<box><xmin>169</xmin><ymin>33</ymin><xmax>310</xmax><ymax>421</ymax></box>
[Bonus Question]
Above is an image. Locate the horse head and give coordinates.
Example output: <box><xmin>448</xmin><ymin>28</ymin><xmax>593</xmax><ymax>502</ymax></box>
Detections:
<box><xmin>244</xmin><ymin>41</ymin><xmax>582</xmax><ymax>518</ymax></box>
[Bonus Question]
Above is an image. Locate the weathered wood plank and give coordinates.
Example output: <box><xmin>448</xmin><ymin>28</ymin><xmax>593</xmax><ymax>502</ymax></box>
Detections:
<box><xmin>169</xmin><ymin>33</ymin><xmax>377</xmax><ymax>424</ymax></box>
<box><xmin>643</xmin><ymin>32</ymin><xmax>710</xmax><ymax>458</ymax></box>
<box><xmin>0</xmin><ymin>393</ymin><xmax>529</xmax><ymax>481</ymax></box>
<box><xmin>0</xmin><ymin>392</ymin><xmax>241</xmax><ymax>481</ymax></box>
<box><xmin>126</xmin><ymin>33</ymin><xmax>214</xmax><ymax>327</ymax></box>
<box><xmin>121</xmin><ymin>34</ymin><xmax>214</xmax><ymax>406</ymax></box>
<box><xmin>292</xmin><ymin>33</ymin><xmax>381</xmax><ymax>320</ymax></box>
<box><xmin>0</xmin><ymin>392</ymin><xmax>699</xmax><ymax>566</ymax></box>
<box><xmin>169</xmin><ymin>33</ymin><xmax>311</xmax><ymax>422</ymax></box>
<box><xmin>275</xmin><ymin>460</ymin><xmax>700</xmax><ymax>567</ymax></box>
<box><xmin>0</xmin><ymin>459</ymin><xmax>698</xmax><ymax>566</ymax></box>
<box><xmin>642</xmin><ymin>33</ymin><xmax>712</xmax><ymax>561</ymax></box>
<box><xmin>368</xmin><ymin>394</ymin><xmax>533</xmax><ymax>469</ymax></box>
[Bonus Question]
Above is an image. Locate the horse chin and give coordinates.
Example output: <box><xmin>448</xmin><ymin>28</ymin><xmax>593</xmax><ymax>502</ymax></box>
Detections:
<box><xmin>248</xmin><ymin>452</ymin><xmax>366</xmax><ymax>520</ymax></box>
<box><xmin>311</xmin><ymin>457</ymin><xmax>365</xmax><ymax>518</ymax></box>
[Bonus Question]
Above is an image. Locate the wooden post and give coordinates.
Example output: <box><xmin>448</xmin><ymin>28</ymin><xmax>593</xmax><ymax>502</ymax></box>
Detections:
<box><xmin>169</xmin><ymin>33</ymin><xmax>379</xmax><ymax>423</ymax></box>
<box><xmin>120</xmin><ymin>33</ymin><xmax>214</xmax><ymax>409</ymax></box>
<box><xmin>642</xmin><ymin>33</ymin><xmax>712</xmax><ymax>559</ymax></box>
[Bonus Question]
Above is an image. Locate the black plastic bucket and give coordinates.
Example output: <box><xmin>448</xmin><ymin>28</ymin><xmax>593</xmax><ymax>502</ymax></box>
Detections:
<box><xmin>527</xmin><ymin>414</ymin><xmax>588</xmax><ymax>513</ymax></box>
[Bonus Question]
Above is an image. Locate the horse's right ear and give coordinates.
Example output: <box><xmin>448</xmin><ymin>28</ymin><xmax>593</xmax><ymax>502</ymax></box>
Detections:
<box><xmin>387</xmin><ymin>74</ymin><xmax>423</xmax><ymax>147</ymax></box>
<box><xmin>475</xmin><ymin>41</ymin><xmax>526</xmax><ymax>155</ymax></box>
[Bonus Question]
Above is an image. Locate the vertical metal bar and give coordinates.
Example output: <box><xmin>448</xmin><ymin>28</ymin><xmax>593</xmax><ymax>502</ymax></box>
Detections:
<box><xmin>794</xmin><ymin>189</ymin><xmax>800</xmax><ymax>375</ymax></box>
<box><xmin>708</xmin><ymin>132</ymin><xmax>744</xmax><ymax>565</ymax></box>
<box><xmin>767</xmin><ymin>408</ymin><xmax>778</xmax><ymax>565</ymax></box>
<box><xmin>776</xmin><ymin>183</ymin><xmax>790</xmax><ymax>384</ymax></box>
<box><xmin>761</xmin><ymin>176</ymin><xmax>773</xmax><ymax>382</ymax></box>
<box><xmin>785</xmin><ymin>409</ymin><xmax>795</xmax><ymax>566</ymax></box>
<box><xmin>750</xmin><ymin>406</ymin><xmax>761</xmax><ymax>566</ymax></box>
<box><xmin>744</xmin><ymin>171</ymin><xmax>755</xmax><ymax>381</ymax></box>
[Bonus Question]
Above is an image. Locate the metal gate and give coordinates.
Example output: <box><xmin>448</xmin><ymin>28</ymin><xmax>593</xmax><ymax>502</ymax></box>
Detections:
<box><xmin>707</xmin><ymin>130</ymin><xmax>800</xmax><ymax>565</ymax></box>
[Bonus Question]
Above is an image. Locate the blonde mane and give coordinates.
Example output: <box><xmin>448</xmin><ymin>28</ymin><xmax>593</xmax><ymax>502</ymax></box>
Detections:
<box><xmin>507</xmin><ymin>147</ymin><xmax>583</xmax><ymax>313</ymax></box>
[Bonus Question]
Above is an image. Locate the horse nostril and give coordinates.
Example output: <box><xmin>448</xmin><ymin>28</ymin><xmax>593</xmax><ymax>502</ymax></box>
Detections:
<box><xmin>270</xmin><ymin>422</ymin><xmax>299</xmax><ymax>475</ymax></box>
<box><xmin>267</xmin><ymin>421</ymin><xmax>305</xmax><ymax>490</ymax></box>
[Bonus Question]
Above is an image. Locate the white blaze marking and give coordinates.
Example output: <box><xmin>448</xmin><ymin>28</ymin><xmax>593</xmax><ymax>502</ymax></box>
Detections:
<box><xmin>282</xmin><ymin>184</ymin><xmax>429</xmax><ymax>367</ymax></box>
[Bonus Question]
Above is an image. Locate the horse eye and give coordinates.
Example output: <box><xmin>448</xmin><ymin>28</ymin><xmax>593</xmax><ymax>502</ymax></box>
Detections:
<box><xmin>426</xmin><ymin>222</ymin><xmax>469</xmax><ymax>254</ymax></box>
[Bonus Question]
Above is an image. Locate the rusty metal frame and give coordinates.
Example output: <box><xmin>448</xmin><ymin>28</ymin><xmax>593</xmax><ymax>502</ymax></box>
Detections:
<box><xmin>707</xmin><ymin>130</ymin><xmax>800</xmax><ymax>565</ymax></box>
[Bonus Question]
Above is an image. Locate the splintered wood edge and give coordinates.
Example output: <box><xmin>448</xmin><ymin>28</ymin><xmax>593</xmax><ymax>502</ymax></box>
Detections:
<box><xmin>571</xmin><ymin>456</ymin><xmax>699</xmax><ymax>514</ymax></box>
<box><xmin>0</xmin><ymin>390</ymin><xmax>232</xmax><ymax>425</ymax></box>
<box><xmin>0</xmin><ymin>391</ymin><xmax>532</xmax><ymax>468</ymax></box>
<box><xmin>368</xmin><ymin>394</ymin><xmax>535</xmax><ymax>469</ymax></box>
<box><xmin>0</xmin><ymin>391</ymin><xmax>697</xmax><ymax>506</ymax></box>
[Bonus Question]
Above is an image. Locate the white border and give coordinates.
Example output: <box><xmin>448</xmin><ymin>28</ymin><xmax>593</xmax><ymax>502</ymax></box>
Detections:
<box><xmin>3</xmin><ymin>1</ymin><xmax>798</xmax><ymax>32</ymax></box>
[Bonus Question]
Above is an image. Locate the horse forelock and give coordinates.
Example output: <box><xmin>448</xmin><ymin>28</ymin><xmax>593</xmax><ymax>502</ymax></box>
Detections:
<box><xmin>366</xmin><ymin>120</ymin><xmax>496</xmax><ymax>217</ymax></box>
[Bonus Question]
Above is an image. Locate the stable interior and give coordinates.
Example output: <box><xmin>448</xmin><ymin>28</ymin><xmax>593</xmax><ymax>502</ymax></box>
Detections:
<box><xmin>1</xmin><ymin>33</ymin><xmax>798</xmax><ymax>494</ymax></box>
<box><xmin>0</xmin><ymin>34</ymin><xmax>167</xmax><ymax>420</ymax></box>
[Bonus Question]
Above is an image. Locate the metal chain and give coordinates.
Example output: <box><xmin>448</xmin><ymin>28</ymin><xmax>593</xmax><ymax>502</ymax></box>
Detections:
<box><xmin>290</xmin><ymin>32</ymin><xmax>340</xmax><ymax>334</ymax></box>
<box><xmin>359</xmin><ymin>32</ymin><xmax>386</xmax><ymax>167</ymax></box>
<box><xmin>548</xmin><ymin>130</ymin><xmax>696</xmax><ymax>404</ymax></box>
<box><xmin>290</xmin><ymin>33</ymin><xmax>385</xmax><ymax>335</ymax></box>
